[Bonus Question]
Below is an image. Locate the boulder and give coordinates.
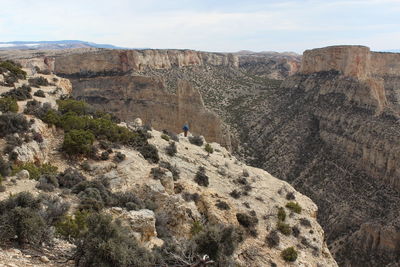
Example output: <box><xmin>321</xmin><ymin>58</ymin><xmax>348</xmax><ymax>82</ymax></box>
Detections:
<box><xmin>16</xmin><ymin>170</ymin><xmax>30</xmax><ymax>180</ymax></box>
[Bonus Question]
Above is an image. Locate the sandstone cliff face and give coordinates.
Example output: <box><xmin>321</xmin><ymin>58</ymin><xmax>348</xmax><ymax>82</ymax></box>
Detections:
<box><xmin>52</xmin><ymin>49</ymin><xmax>238</xmax><ymax>76</ymax></box>
<box><xmin>71</xmin><ymin>75</ymin><xmax>231</xmax><ymax>149</ymax></box>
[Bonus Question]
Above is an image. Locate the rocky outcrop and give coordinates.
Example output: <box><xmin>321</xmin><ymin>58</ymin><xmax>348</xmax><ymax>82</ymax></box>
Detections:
<box><xmin>99</xmin><ymin>130</ymin><xmax>338</xmax><ymax>266</ymax></box>
<box><xmin>301</xmin><ymin>45</ymin><xmax>400</xmax><ymax>79</ymax></box>
<box><xmin>301</xmin><ymin>45</ymin><xmax>400</xmax><ymax>112</ymax></box>
<box><xmin>71</xmin><ymin>75</ymin><xmax>231</xmax><ymax>149</ymax></box>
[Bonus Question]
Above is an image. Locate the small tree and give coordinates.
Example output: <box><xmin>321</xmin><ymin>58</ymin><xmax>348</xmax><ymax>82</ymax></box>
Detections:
<box><xmin>62</xmin><ymin>129</ymin><xmax>95</xmax><ymax>156</ymax></box>
<box><xmin>166</xmin><ymin>142</ymin><xmax>177</xmax><ymax>156</ymax></box>
<box><xmin>0</xmin><ymin>97</ymin><xmax>18</xmax><ymax>113</ymax></box>
<box><xmin>204</xmin><ymin>143</ymin><xmax>213</xmax><ymax>155</ymax></box>
<box><xmin>194</xmin><ymin>166</ymin><xmax>209</xmax><ymax>187</ymax></box>
<box><xmin>281</xmin><ymin>247</ymin><xmax>298</xmax><ymax>262</ymax></box>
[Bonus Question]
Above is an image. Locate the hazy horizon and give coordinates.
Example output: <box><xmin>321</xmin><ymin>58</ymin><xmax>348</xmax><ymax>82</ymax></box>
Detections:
<box><xmin>1</xmin><ymin>0</ymin><xmax>399</xmax><ymax>53</ymax></box>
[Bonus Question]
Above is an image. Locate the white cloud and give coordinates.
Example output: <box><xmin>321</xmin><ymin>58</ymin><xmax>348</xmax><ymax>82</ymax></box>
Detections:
<box><xmin>0</xmin><ymin>0</ymin><xmax>399</xmax><ymax>52</ymax></box>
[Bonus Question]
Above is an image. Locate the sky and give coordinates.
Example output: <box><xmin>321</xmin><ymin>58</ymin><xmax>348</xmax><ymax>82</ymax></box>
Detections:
<box><xmin>0</xmin><ymin>0</ymin><xmax>399</xmax><ymax>53</ymax></box>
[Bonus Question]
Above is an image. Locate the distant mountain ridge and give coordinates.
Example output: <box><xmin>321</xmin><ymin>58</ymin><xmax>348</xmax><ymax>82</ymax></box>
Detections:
<box><xmin>381</xmin><ymin>49</ymin><xmax>400</xmax><ymax>53</ymax></box>
<box><xmin>0</xmin><ymin>40</ymin><xmax>127</xmax><ymax>50</ymax></box>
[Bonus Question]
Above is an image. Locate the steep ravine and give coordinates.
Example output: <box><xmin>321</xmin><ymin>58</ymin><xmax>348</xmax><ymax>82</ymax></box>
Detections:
<box><xmin>235</xmin><ymin>46</ymin><xmax>400</xmax><ymax>266</ymax></box>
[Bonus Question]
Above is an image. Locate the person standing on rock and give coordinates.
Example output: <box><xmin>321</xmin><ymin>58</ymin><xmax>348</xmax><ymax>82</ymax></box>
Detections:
<box><xmin>183</xmin><ymin>123</ymin><xmax>189</xmax><ymax>137</ymax></box>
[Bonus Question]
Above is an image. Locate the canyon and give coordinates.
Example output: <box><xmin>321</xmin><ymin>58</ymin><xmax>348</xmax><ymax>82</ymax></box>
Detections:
<box><xmin>0</xmin><ymin>59</ymin><xmax>336</xmax><ymax>266</ymax></box>
<box><xmin>2</xmin><ymin>45</ymin><xmax>399</xmax><ymax>266</ymax></box>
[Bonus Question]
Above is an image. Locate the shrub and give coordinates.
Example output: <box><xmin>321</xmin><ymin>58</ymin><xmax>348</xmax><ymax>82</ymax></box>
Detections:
<box><xmin>292</xmin><ymin>226</ymin><xmax>300</xmax><ymax>237</ymax></box>
<box><xmin>4</xmin><ymin>74</ymin><xmax>17</xmax><ymax>86</ymax></box>
<box><xmin>1</xmin><ymin>85</ymin><xmax>32</xmax><ymax>101</ymax></box>
<box><xmin>58</xmin><ymin>112</ymin><xmax>89</xmax><ymax>132</ymax></box>
<box><xmin>0</xmin><ymin>158</ymin><xmax>11</xmax><ymax>177</ymax></box>
<box><xmin>63</xmin><ymin>129</ymin><xmax>95</xmax><ymax>156</ymax></box>
<box><xmin>28</xmin><ymin>77</ymin><xmax>49</xmax><ymax>87</ymax></box>
<box><xmin>0</xmin><ymin>97</ymin><xmax>18</xmax><ymax>113</ymax></box>
<box><xmin>229</xmin><ymin>189</ymin><xmax>241</xmax><ymax>199</ymax></box>
<box><xmin>277</xmin><ymin>221</ymin><xmax>292</xmax><ymax>236</ymax></box>
<box><xmin>161</xmin><ymin>134</ymin><xmax>170</xmax><ymax>141</ymax></box>
<box><xmin>0</xmin><ymin>60</ymin><xmax>26</xmax><ymax>79</ymax></box>
<box><xmin>24</xmin><ymin>99</ymin><xmax>42</xmax><ymax>115</ymax></box>
<box><xmin>36</xmin><ymin>174</ymin><xmax>59</xmax><ymax>192</ymax></box>
<box><xmin>8</xmin><ymin>152</ymin><xmax>18</xmax><ymax>161</ymax></box>
<box><xmin>138</xmin><ymin>143</ymin><xmax>159</xmax><ymax>163</ymax></box>
<box><xmin>0</xmin><ymin>113</ymin><xmax>30</xmax><ymax>137</ymax></box>
<box><xmin>113</xmin><ymin>152</ymin><xmax>126</xmax><ymax>163</ymax></box>
<box><xmin>38</xmin><ymin>194</ymin><xmax>69</xmax><ymax>224</ymax></box>
<box><xmin>191</xmin><ymin>220</ymin><xmax>204</xmax><ymax>236</ymax></box>
<box><xmin>159</xmin><ymin>161</ymin><xmax>180</xmax><ymax>181</ymax></box>
<box><xmin>236</xmin><ymin>213</ymin><xmax>258</xmax><ymax>228</ymax></box>
<box><xmin>0</xmin><ymin>192</ymin><xmax>51</xmax><ymax>245</ymax></box>
<box><xmin>286</xmin><ymin>202</ymin><xmax>302</xmax><ymax>214</ymax></box>
<box><xmin>162</xmin><ymin>130</ymin><xmax>179</xmax><ymax>142</ymax></box>
<box><xmin>100</xmin><ymin>151</ymin><xmax>109</xmax><ymax>160</ymax></box>
<box><xmin>112</xmin><ymin>191</ymin><xmax>144</xmax><ymax>211</ymax></box>
<box><xmin>278</xmin><ymin>207</ymin><xmax>286</xmax><ymax>221</ymax></box>
<box><xmin>266</xmin><ymin>230</ymin><xmax>280</xmax><ymax>247</ymax></box>
<box><xmin>194</xmin><ymin>166</ymin><xmax>209</xmax><ymax>187</ymax></box>
<box><xmin>286</xmin><ymin>192</ymin><xmax>295</xmax><ymax>200</ymax></box>
<box><xmin>165</xmin><ymin>141</ymin><xmax>177</xmax><ymax>156</ymax></box>
<box><xmin>57</xmin><ymin>168</ymin><xmax>87</xmax><ymax>188</ymax></box>
<box><xmin>193</xmin><ymin>224</ymin><xmax>244</xmax><ymax>263</ymax></box>
<box><xmin>300</xmin><ymin>218</ymin><xmax>312</xmax><ymax>228</ymax></box>
<box><xmin>77</xmin><ymin>188</ymin><xmax>106</xmax><ymax>212</ymax></box>
<box><xmin>182</xmin><ymin>192</ymin><xmax>200</xmax><ymax>202</ymax></box>
<box><xmin>4</xmin><ymin>138</ymin><xmax>20</xmax><ymax>155</ymax></box>
<box><xmin>42</xmin><ymin>109</ymin><xmax>61</xmax><ymax>125</ymax></box>
<box><xmin>33</xmin><ymin>89</ymin><xmax>46</xmax><ymax>97</ymax></box>
<box><xmin>215</xmin><ymin>200</ymin><xmax>230</xmax><ymax>210</ymax></box>
<box><xmin>74</xmin><ymin>213</ymin><xmax>156</xmax><ymax>267</ymax></box>
<box><xmin>72</xmin><ymin>178</ymin><xmax>113</xmax><ymax>211</ymax></box>
<box><xmin>32</xmin><ymin>131</ymin><xmax>43</xmax><ymax>143</ymax></box>
<box><xmin>0</xmin><ymin>206</ymin><xmax>48</xmax><ymax>245</ymax></box>
<box><xmin>204</xmin><ymin>143</ymin><xmax>213</xmax><ymax>155</ymax></box>
<box><xmin>12</xmin><ymin>162</ymin><xmax>57</xmax><ymax>181</ymax></box>
<box><xmin>189</xmin><ymin>135</ymin><xmax>204</xmax><ymax>146</ymax></box>
<box><xmin>281</xmin><ymin>247</ymin><xmax>298</xmax><ymax>262</ymax></box>
<box><xmin>235</xmin><ymin>177</ymin><xmax>248</xmax><ymax>185</ymax></box>
<box><xmin>99</xmin><ymin>140</ymin><xmax>112</xmax><ymax>150</ymax></box>
<box><xmin>57</xmin><ymin>99</ymin><xmax>91</xmax><ymax>116</ymax></box>
<box><xmin>56</xmin><ymin>210</ymin><xmax>89</xmax><ymax>239</ymax></box>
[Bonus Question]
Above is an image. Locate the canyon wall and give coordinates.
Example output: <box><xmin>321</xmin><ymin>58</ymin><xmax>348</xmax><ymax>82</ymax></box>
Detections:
<box><xmin>301</xmin><ymin>45</ymin><xmax>400</xmax><ymax>111</ymax></box>
<box><xmin>52</xmin><ymin>49</ymin><xmax>239</xmax><ymax>76</ymax></box>
<box><xmin>237</xmin><ymin>46</ymin><xmax>400</xmax><ymax>266</ymax></box>
<box><xmin>71</xmin><ymin>75</ymin><xmax>231</xmax><ymax>148</ymax></box>
<box><xmin>301</xmin><ymin>45</ymin><xmax>400</xmax><ymax>78</ymax></box>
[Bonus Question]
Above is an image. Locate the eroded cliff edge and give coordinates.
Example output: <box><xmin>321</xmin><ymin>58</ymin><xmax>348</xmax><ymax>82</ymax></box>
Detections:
<box><xmin>51</xmin><ymin>49</ymin><xmax>238</xmax><ymax>150</ymax></box>
<box><xmin>242</xmin><ymin>46</ymin><xmax>400</xmax><ymax>266</ymax></box>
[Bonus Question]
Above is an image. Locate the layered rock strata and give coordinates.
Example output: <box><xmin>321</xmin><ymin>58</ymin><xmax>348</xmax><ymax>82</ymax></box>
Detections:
<box><xmin>240</xmin><ymin>46</ymin><xmax>400</xmax><ymax>266</ymax></box>
<box><xmin>71</xmin><ymin>75</ymin><xmax>231</xmax><ymax>149</ymax></box>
